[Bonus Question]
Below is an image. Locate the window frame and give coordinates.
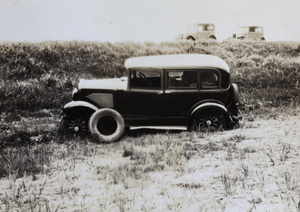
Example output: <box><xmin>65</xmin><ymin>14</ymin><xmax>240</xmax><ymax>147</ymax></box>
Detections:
<box><xmin>128</xmin><ymin>69</ymin><xmax>163</xmax><ymax>90</ymax></box>
<box><xmin>166</xmin><ymin>69</ymin><xmax>199</xmax><ymax>90</ymax></box>
<box><xmin>200</xmin><ymin>69</ymin><xmax>221</xmax><ymax>89</ymax></box>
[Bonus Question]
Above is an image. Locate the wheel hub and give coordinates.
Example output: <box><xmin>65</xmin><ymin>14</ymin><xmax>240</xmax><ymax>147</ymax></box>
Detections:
<box><xmin>206</xmin><ymin>120</ymin><xmax>212</xmax><ymax>126</ymax></box>
<box><xmin>67</xmin><ymin>118</ymin><xmax>87</xmax><ymax>134</ymax></box>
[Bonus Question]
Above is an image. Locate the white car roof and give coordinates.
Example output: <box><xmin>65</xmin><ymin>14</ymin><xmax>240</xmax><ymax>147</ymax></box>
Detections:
<box><xmin>124</xmin><ymin>54</ymin><xmax>230</xmax><ymax>73</ymax></box>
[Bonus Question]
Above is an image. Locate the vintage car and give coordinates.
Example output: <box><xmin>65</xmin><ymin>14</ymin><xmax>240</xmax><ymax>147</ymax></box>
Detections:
<box><xmin>177</xmin><ymin>23</ymin><xmax>217</xmax><ymax>41</ymax></box>
<box><xmin>233</xmin><ymin>26</ymin><xmax>265</xmax><ymax>41</ymax></box>
<box><xmin>61</xmin><ymin>54</ymin><xmax>241</xmax><ymax>142</ymax></box>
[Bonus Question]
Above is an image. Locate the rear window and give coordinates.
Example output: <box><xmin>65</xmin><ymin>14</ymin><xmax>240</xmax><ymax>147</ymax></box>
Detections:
<box><xmin>167</xmin><ymin>70</ymin><xmax>198</xmax><ymax>89</ymax></box>
<box><xmin>201</xmin><ymin>71</ymin><xmax>219</xmax><ymax>88</ymax></box>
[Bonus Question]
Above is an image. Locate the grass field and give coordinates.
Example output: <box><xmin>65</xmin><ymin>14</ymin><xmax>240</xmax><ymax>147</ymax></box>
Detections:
<box><xmin>0</xmin><ymin>40</ymin><xmax>300</xmax><ymax>211</ymax></box>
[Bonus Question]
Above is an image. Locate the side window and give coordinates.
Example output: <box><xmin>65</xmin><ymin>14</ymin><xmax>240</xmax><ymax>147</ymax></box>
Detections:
<box><xmin>250</xmin><ymin>27</ymin><xmax>256</xmax><ymax>32</ymax></box>
<box><xmin>167</xmin><ymin>70</ymin><xmax>198</xmax><ymax>89</ymax></box>
<box><xmin>201</xmin><ymin>71</ymin><xmax>219</xmax><ymax>88</ymax></box>
<box><xmin>130</xmin><ymin>70</ymin><xmax>161</xmax><ymax>89</ymax></box>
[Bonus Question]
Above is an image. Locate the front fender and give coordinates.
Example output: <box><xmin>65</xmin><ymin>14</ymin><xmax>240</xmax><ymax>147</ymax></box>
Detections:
<box><xmin>64</xmin><ymin>101</ymin><xmax>98</xmax><ymax>111</ymax></box>
<box><xmin>62</xmin><ymin>101</ymin><xmax>98</xmax><ymax>120</ymax></box>
<box><xmin>186</xmin><ymin>36</ymin><xmax>195</xmax><ymax>41</ymax></box>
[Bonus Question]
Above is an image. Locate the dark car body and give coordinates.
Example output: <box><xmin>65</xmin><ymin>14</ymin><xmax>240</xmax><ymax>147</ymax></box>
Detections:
<box><xmin>61</xmin><ymin>54</ymin><xmax>241</xmax><ymax>142</ymax></box>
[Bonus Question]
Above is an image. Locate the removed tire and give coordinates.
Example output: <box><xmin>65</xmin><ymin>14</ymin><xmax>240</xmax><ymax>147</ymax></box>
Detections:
<box><xmin>191</xmin><ymin>108</ymin><xmax>229</xmax><ymax>132</ymax></box>
<box><xmin>88</xmin><ymin>108</ymin><xmax>125</xmax><ymax>143</ymax></box>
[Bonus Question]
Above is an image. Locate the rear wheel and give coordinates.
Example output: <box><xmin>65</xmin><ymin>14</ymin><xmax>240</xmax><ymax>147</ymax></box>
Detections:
<box><xmin>88</xmin><ymin>108</ymin><xmax>125</xmax><ymax>143</ymax></box>
<box><xmin>191</xmin><ymin>108</ymin><xmax>229</xmax><ymax>132</ymax></box>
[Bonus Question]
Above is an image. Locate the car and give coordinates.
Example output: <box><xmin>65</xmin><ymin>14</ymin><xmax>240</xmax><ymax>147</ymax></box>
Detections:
<box><xmin>60</xmin><ymin>54</ymin><xmax>242</xmax><ymax>142</ymax></box>
<box><xmin>177</xmin><ymin>23</ymin><xmax>217</xmax><ymax>41</ymax></box>
<box><xmin>233</xmin><ymin>26</ymin><xmax>265</xmax><ymax>41</ymax></box>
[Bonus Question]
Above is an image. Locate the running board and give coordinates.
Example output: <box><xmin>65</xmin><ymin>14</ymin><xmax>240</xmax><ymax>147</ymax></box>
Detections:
<box><xmin>129</xmin><ymin>126</ymin><xmax>187</xmax><ymax>131</ymax></box>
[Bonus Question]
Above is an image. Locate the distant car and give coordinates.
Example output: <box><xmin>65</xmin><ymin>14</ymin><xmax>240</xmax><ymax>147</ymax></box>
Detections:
<box><xmin>178</xmin><ymin>23</ymin><xmax>217</xmax><ymax>41</ymax></box>
<box><xmin>60</xmin><ymin>54</ymin><xmax>241</xmax><ymax>142</ymax></box>
<box><xmin>233</xmin><ymin>26</ymin><xmax>265</xmax><ymax>41</ymax></box>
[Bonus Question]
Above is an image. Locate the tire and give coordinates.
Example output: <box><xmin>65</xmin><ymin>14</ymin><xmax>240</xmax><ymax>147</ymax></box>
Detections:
<box><xmin>191</xmin><ymin>108</ymin><xmax>229</xmax><ymax>132</ymax></box>
<box><xmin>88</xmin><ymin>108</ymin><xmax>125</xmax><ymax>143</ymax></box>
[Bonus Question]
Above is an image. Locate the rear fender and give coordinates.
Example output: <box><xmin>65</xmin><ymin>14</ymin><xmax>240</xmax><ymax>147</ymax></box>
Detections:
<box><xmin>226</xmin><ymin>83</ymin><xmax>240</xmax><ymax>116</ymax></box>
<box><xmin>191</xmin><ymin>102</ymin><xmax>227</xmax><ymax>116</ymax></box>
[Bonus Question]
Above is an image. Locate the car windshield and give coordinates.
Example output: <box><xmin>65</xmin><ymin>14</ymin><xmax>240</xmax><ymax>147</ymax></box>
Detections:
<box><xmin>187</xmin><ymin>24</ymin><xmax>214</xmax><ymax>33</ymax></box>
<box><xmin>249</xmin><ymin>27</ymin><xmax>262</xmax><ymax>32</ymax></box>
<box><xmin>238</xmin><ymin>26</ymin><xmax>263</xmax><ymax>33</ymax></box>
<box><xmin>238</xmin><ymin>27</ymin><xmax>248</xmax><ymax>33</ymax></box>
<box><xmin>187</xmin><ymin>25</ymin><xmax>198</xmax><ymax>33</ymax></box>
<box><xmin>206</xmin><ymin>25</ymin><xmax>214</xmax><ymax>31</ymax></box>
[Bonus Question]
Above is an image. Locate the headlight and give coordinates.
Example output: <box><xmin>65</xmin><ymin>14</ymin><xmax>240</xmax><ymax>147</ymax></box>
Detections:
<box><xmin>72</xmin><ymin>88</ymin><xmax>79</xmax><ymax>100</ymax></box>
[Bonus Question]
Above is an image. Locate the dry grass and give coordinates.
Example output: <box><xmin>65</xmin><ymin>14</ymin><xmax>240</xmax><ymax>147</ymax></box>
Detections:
<box><xmin>1</xmin><ymin>110</ymin><xmax>300</xmax><ymax>211</ymax></box>
<box><xmin>1</xmin><ymin>40</ymin><xmax>300</xmax><ymax>211</ymax></box>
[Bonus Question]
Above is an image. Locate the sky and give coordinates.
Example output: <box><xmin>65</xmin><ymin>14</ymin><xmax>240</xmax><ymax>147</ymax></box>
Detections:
<box><xmin>0</xmin><ymin>0</ymin><xmax>300</xmax><ymax>43</ymax></box>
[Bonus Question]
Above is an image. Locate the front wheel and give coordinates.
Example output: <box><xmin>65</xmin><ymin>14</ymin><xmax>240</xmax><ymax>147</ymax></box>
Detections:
<box><xmin>191</xmin><ymin>108</ymin><xmax>229</xmax><ymax>132</ymax></box>
<box><xmin>58</xmin><ymin>116</ymin><xmax>89</xmax><ymax>138</ymax></box>
<box><xmin>88</xmin><ymin>108</ymin><xmax>125</xmax><ymax>143</ymax></box>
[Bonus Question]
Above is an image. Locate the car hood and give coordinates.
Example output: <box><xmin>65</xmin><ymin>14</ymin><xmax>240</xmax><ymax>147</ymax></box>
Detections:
<box><xmin>78</xmin><ymin>77</ymin><xmax>127</xmax><ymax>91</ymax></box>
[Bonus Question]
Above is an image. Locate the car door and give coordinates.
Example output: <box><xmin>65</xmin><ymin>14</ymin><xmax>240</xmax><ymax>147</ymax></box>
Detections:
<box><xmin>119</xmin><ymin>69</ymin><xmax>164</xmax><ymax>126</ymax></box>
<box><xmin>163</xmin><ymin>69</ymin><xmax>201</xmax><ymax>126</ymax></box>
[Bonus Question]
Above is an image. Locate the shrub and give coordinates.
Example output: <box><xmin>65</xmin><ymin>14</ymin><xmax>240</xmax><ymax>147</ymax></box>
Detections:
<box><xmin>0</xmin><ymin>40</ymin><xmax>299</xmax><ymax>116</ymax></box>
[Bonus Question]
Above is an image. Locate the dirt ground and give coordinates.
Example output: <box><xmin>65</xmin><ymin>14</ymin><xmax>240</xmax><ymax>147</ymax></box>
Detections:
<box><xmin>0</xmin><ymin>114</ymin><xmax>300</xmax><ymax>211</ymax></box>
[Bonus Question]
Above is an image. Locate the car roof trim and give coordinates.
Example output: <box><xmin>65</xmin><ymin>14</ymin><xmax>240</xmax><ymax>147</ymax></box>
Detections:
<box><xmin>125</xmin><ymin>54</ymin><xmax>230</xmax><ymax>73</ymax></box>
